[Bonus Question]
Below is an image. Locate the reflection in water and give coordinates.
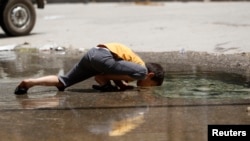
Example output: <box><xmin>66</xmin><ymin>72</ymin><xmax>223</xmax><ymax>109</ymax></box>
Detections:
<box><xmin>109</xmin><ymin>114</ymin><xmax>144</xmax><ymax>136</ymax></box>
<box><xmin>1</xmin><ymin>51</ymin><xmax>250</xmax><ymax>99</ymax></box>
<box><xmin>17</xmin><ymin>93</ymin><xmax>147</xmax><ymax>137</ymax></box>
<box><xmin>88</xmin><ymin>110</ymin><xmax>145</xmax><ymax>137</ymax></box>
<box><xmin>0</xmin><ymin>51</ymin><xmax>16</xmax><ymax>61</ymax></box>
<box><xmin>1</xmin><ymin>51</ymin><xmax>250</xmax><ymax>140</ymax></box>
<box><xmin>21</xmin><ymin>97</ymin><xmax>62</xmax><ymax>109</ymax></box>
<box><xmin>157</xmin><ymin>72</ymin><xmax>250</xmax><ymax>99</ymax></box>
<box><xmin>0</xmin><ymin>51</ymin><xmax>78</xmax><ymax>79</ymax></box>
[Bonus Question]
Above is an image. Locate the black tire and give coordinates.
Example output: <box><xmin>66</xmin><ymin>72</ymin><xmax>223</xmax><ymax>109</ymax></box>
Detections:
<box><xmin>0</xmin><ymin>2</ymin><xmax>6</xmax><ymax>29</ymax></box>
<box><xmin>0</xmin><ymin>0</ymin><xmax>36</xmax><ymax>36</ymax></box>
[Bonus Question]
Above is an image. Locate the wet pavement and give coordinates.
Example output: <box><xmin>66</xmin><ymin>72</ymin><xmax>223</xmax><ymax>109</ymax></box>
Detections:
<box><xmin>0</xmin><ymin>51</ymin><xmax>250</xmax><ymax>140</ymax></box>
<box><xmin>1</xmin><ymin>1</ymin><xmax>250</xmax><ymax>140</ymax></box>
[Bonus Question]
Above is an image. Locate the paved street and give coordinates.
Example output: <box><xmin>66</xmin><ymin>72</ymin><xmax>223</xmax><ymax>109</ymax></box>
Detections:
<box><xmin>1</xmin><ymin>2</ymin><xmax>250</xmax><ymax>141</ymax></box>
<box><xmin>0</xmin><ymin>51</ymin><xmax>250</xmax><ymax>140</ymax></box>
<box><xmin>1</xmin><ymin>2</ymin><xmax>250</xmax><ymax>53</ymax></box>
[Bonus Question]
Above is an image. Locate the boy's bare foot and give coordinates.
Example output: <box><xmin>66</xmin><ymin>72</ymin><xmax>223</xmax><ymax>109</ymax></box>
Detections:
<box><xmin>56</xmin><ymin>85</ymin><xmax>65</xmax><ymax>91</ymax></box>
<box><xmin>14</xmin><ymin>76</ymin><xmax>65</xmax><ymax>95</ymax></box>
<box><xmin>14</xmin><ymin>80</ymin><xmax>30</xmax><ymax>95</ymax></box>
<box><xmin>14</xmin><ymin>86</ymin><xmax>28</xmax><ymax>95</ymax></box>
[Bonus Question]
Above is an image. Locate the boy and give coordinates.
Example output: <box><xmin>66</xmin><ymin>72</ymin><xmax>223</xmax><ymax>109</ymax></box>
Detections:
<box><xmin>14</xmin><ymin>43</ymin><xmax>164</xmax><ymax>95</ymax></box>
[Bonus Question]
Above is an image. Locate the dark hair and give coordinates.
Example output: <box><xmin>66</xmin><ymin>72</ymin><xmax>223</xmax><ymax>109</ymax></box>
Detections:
<box><xmin>145</xmin><ymin>62</ymin><xmax>165</xmax><ymax>86</ymax></box>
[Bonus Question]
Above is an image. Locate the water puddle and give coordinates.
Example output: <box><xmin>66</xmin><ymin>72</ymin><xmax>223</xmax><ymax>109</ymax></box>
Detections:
<box><xmin>0</xmin><ymin>51</ymin><xmax>249</xmax><ymax>100</ymax></box>
<box><xmin>0</xmin><ymin>51</ymin><xmax>250</xmax><ymax>141</ymax></box>
<box><xmin>0</xmin><ymin>51</ymin><xmax>75</xmax><ymax>80</ymax></box>
<box><xmin>157</xmin><ymin>72</ymin><xmax>250</xmax><ymax>99</ymax></box>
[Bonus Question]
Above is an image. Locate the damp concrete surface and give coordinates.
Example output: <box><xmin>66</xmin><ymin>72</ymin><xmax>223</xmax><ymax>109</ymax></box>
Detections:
<box><xmin>0</xmin><ymin>2</ymin><xmax>250</xmax><ymax>141</ymax></box>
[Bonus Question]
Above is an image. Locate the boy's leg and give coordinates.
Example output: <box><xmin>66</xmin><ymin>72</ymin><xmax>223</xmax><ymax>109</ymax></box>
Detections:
<box><xmin>89</xmin><ymin>47</ymin><xmax>147</xmax><ymax>91</ymax></box>
<box><xmin>15</xmin><ymin>48</ymin><xmax>98</xmax><ymax>94</ymax></box>
<box><xmin>15</xmin><ymin>75</ymin><xmax>64</xmax><ymax>95</ymax></box>
<box><xmin>18</xmin><ymin>75</ymin><xmax>63</xmax><ymax>88</ymax></box>
<box><xmin>103</xmin><ymin>60</ymin><xmax>148</xmax><ymax>80</ymax></box>
<box><xmin>90</xmin><ymin>48</ymin><xmax>148</xmax><ymax>80</ymax></box>
<box><xmin>15</xmin><ymin>47</ymin><xmax>107</xmax><ymax>94</ymax></box>
<box><xmin>58</xmin><ymin>58</ymin><xmax>98</xmax><ymax>88</ymax></box>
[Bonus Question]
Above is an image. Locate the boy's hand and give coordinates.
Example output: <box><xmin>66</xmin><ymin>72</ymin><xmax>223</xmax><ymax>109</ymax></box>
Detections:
<box><xmin>94</xmin><ymin>75</ymin><xmax>135</xmax><ymax>91</ymax></box>
<box><xmin>113</xmin><ymin>80</ymin><xmax>134</xmax><ymax>91</ymax></box>
<box><xmin>92</xmin><ymin>83</ymin><xmax>119</xmax><ymax>92</ymax></box>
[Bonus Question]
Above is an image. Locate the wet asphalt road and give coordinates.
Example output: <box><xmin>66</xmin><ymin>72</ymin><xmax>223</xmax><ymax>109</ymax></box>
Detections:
<box><xmin>1</xmin><ymin>2</ymin><xmax>250</xmax><ymax>141</ymax></box>
<box><xmin>0</xmin><ymin>51</ymin><xmax>250</xmax><ymax>141</ymax></box>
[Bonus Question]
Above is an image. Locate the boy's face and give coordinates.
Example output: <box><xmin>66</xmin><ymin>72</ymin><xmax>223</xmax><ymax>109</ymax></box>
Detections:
<box><xmin>136</xmin><ymin>73</ymin><xmax>157</xmax><ymax>87</ymax></box>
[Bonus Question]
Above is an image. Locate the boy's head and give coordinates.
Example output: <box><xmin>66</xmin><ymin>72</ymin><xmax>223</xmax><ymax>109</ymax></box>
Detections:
<box><xmin>137</xmin><ymin>62</ymin><xmax>165</xmax><ymax>87</ymax></box>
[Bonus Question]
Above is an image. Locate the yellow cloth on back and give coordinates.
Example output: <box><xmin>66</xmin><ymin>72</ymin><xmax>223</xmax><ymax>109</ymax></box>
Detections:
<box><xmin>101</xmin><ymin>43</ymin><xmax>145</xmax><ymax>66</ymax></box>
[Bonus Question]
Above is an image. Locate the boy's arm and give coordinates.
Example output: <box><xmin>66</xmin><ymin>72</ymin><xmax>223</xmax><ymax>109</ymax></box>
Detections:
<box><xmin>113</xmin><ymin>80</ymin><xmax>134</xmax><ymax>90</ymax></box>
<box><xmin>95</xmin><ymin>74</ymin><xmax>135</xmax><ymax>90</ymax></box>
<box><xmin>101</xmin><ymin>74</ymin><xmax>135</xmax><ymax>81</ymax></box>
<box><xmin>95</xmin><ymin>74</ymin><xmax>135</xmax><ymax>85</ymax></box>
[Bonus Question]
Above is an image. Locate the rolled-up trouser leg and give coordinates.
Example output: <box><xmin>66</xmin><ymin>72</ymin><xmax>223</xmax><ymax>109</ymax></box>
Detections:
<box><xmin>58</xmin><ymin>47</ymin><xmax>147</xmax><ymax>88</ymax></box>
<box><xmin>89</xmin><ymin>48</ymin><xmax>148</xmax><ymax>80</ymax></box>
